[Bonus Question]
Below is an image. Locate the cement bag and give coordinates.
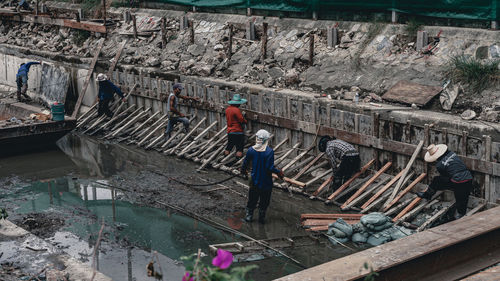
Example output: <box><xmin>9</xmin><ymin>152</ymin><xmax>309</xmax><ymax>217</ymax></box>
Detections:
<box><xmin>365</xmin><ymin>221</ymin><xmax>393</xmax><ymax>232</ymax></box>
<box><xmin>387</xmin><ymin>226</ymin><xmax>413</xmax><ymax>240</ymax></box>
<box><xmin>360</xmin><ymin>212</ymin><xmax>389</xmax><ymax>227</ymax></box>
<box><xmin>332</xmin><ymin>218</ymin><xmax>353</xmax><ymax>237</ymax></box>
<box><xmin>366</xmin><ymin>231</ymin><xmax>392</xmax><ymax>246</ymax></box>
<box><xmin>352</xmin><ymin>232</ymin><xmax>369</xmax><ymax>243</ymax></box>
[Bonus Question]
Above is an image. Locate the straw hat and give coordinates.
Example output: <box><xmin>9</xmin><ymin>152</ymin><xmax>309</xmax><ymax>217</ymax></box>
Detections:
<box><xmin>228</xmin><ymin>94</ymin><xmax>247</xmax><ymax>105</ymax></box>
<box><xmin>96</xmin><ymin>73</ymin><xmax>108</xmax><ymax>82</ymax></box>
<box><xmin>424</xmin><ymin>144</ymin><xmax>448</xmax><ymax>162</ymax></box>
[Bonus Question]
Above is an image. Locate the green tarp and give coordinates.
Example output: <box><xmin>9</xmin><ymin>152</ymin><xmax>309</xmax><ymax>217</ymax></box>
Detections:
<box><xmin>152</xmin><ymin>0</ymin><xmax>499</xmax><ymax>20</ymax></box>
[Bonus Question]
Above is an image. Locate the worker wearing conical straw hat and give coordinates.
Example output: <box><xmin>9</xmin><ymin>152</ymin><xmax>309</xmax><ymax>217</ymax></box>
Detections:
<box><xmin>417</xmin><ymin>144</ymin><xmax>473</xmax><ymax>219</ymax></box>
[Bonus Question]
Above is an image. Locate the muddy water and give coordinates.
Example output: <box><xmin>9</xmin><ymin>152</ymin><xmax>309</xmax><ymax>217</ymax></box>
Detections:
<box><xmin>0</xmin><ymin>133</ymin><xmax>363</xmax><ymax>280</ymax></box>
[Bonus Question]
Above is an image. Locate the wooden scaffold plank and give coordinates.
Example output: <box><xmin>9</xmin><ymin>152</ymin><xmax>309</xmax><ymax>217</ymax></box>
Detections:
<box><xmin>326</xmin><ymin>159</ymin><xmax>375</xmax><ymax>202</ymax></box>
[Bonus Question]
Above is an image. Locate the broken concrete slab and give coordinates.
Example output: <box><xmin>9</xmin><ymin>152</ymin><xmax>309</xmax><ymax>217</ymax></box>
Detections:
<box><xmin>383</xmin><ymin>80</ymin><xmax>443</xmax><ymax>107</ymax></box>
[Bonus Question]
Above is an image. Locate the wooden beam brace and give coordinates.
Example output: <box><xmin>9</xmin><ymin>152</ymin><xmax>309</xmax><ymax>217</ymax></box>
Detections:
<box><xmin>293</xmin><ymin>152</ymin><xmax>324</xmax><ymax>180</ymax></box>
<box><xmin>341</xmin><ymin>176</ymin><xmax>391</xmax><ymax>211</ymax></box>
<box><xmin>385</xmin><ymin>140</ymin><xmax>424</xmax><ymax>207</ymax></box>
<box><xmin>383</xmin><ymin>173</ymin><xmax>427</xmax><ymax>212</ymax></box>
<box><xmin>361</xmin><ymin>169</ymin><xmax>404</xmax><ymax>210</ymax></box>
<box><xmin>341</xmin><ymin>161</ymin><xmax>392</xmax><ymax>208</ymax></box>
<box><xmin>72</xmin><ymin>39</ymin><xmax>105</xmax><ymax>118</ymax></box>
<box><xmin>327</xmin><ymin>159</ymin><xmax>375</xmax><ymax>201</ymax></box>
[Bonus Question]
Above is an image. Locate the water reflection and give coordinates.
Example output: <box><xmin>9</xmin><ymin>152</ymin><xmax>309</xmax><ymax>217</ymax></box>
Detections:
<box><xmin>5</xmin><ymin>177</ymin><xmax>234</xmax><ymax>280</ymax></box>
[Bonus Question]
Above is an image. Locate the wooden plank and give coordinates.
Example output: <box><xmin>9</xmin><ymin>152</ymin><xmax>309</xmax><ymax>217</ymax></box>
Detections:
<box><xmin>272</xmin><ymin>174</ymin><xmax>306</xmax><ymax>188</ymax></box>
<box><xmin>302</xmin><ymin>219</ymin><xmax>361</xmax><ymax>226</ymax></box>
<box><xmin>341</xmin><ymin>176</ymin><xmax>390</xmax><ymax>211</ymax></box>
<box><xmin>275</xmin><ymin>142</ymin><xmax>302</xmax><ymax>165</ymax></box>
<box><xmin>466</xmin><ymin>202</ymin><xmax>487</xmax><ymax>216</ymax></box>
<box><xmin>384</xmin><ymin>196</ymin><xmax>416</xmax><ymax>216</ymax></box>
<box><xmin>341</xmin><ymin>161</ymin><xmax>392</xmax><ymax>208</ymax></box>
<box><xmin>304</xmin><ymin>169</ymin><xmax>332</xmax><ymax>188</ymax></box>
<box><xmin>417</xmin><ymin>202</ymin><xmax>455</xmax><ymax>232</ymax></box>
<box><xmin>361</xmin><ymin>169</ymin><xmax>404</xmax><ymax>210</ymax></box>
<box><xmin>326</xmin><ymin>159</ymin><xmax>375</xmax><ymax>201</ymax></box>
<box><xmin>311</xmin><ymin>176</ymin><xmax>333</xmax><ymax>196</ymax></box>
<box><xmin>392</xmin><ymin>197</ymin><xmax>422</xmax><ymax>222</ymax></box>
<box><xmin>383</xmin><ymin>173</ymin><xmax>427</xmax><ymax>212</ymax></box>
<box><xmin>300</xmin><ymin>214</ymin><xmax>364</xmax><ymax>220</ymax></box>
<box><xmin>385</xmin><ymin>140</ymin><xmax>424</xmax><ymax>207</ymax></box>
<box><xmin>396</xmin><ymin>195</ymin><xmax>442</xmax><ymax>223</ymax></box>
<box><xmin>72</xmin><ymin>39</ymin><xmax>105</xmax><ymax>118</ymax></box>
<box><xmin>278</xmin><ymin>206</ymin><xmax>500</xmax><ymax>281</ymax></box>
<box><xmin>166</xmin><ymin>117</ymin><xmax>207</xmax><ymax>154</ymax></box>
<box><xmin>106</xmin><ymin>39</ymin><xmax>128</xmax><ymax>78</ymax></box>
<box><xmin>282</xmin><ymin>146</ymin><xmax>314</xmax><ymax>172</ymax></box>
<box><xmin>292</xmin><ymin>152</ymin><xmax>324</xmax><ymax>180</ymax></box>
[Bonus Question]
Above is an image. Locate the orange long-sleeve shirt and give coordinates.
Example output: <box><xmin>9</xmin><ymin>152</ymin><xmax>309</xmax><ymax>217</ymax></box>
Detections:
<box><xmin>225</xmin><ymin>105</ymin><xmax>247</xmax><ymax>133</ymax></box>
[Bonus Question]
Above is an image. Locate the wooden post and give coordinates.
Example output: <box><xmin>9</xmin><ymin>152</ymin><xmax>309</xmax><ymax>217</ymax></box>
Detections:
<box><xmin>309</xmin><ymin>33</ymin><xmax>314</xmax><ymax>66</ymax></box>
<box><xmin>72</xmin><ymin>39</ymin><xmax>105</xmax><ymax>118</ymax></box>
<box><xmin>227</xmin><ymin>24</ymin><xmax>233</xmax><ymax>58</ymax></box>
<box><xmin>261</xmin><ymin>22</ymin><xmax>268</xmax><ymax>63</ymax></box>
<box><xmin>35</xmin><ymin>0</ymin><xmax>39</xmax><ymax>15</ymax></box>
<box><xmin>461</xmin><ymin>130</ymin><xmax>468</xmax><ymax>156</ymax></box>
<box><xmin>102</xmin><ymin>0</ymin><xmax>107</xmax><ymax>26</ymax></box>
<box><xmin>189</xmin><ymin>20</ymin><xmax>195</xmax><ymax>44</ymax></box>
<box><xmin>161</xmin><ymin>17</ymin><xmax>167</xmax><ymax>49</ymax></box>
<box><xmin>423</xmin><ymin>124</ymin><xmax>430</xmax><ymax>183</ymax></box>
<box><xmin>132</xmin><ymin>15</ymin><xmax>137</xmax><ymax>39</ymax></box>
<box><xmin>373</xmin><ymin>113</ymin><xmax>380</xmax><ymax>169</ymax></box>
<box><xmin>483</xmin><ymin>135</ymin><xmax>492</xmax><ymax>201</ymax></box>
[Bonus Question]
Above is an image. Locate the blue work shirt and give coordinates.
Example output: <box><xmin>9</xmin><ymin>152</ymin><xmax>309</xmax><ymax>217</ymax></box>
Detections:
<box><xmin>241</xmin><ymin>146</ymin><xmax>280</xmax><ymax>190</ymax></box>
<box><xmin>98</xmin><ymin>80</ymin><xmax>124</xmax><ymax>101</ymax></box>
<box><xmin>16</xmin><ymin>62</ymin><xmax>40</xmax><ymax>78</ymax></box>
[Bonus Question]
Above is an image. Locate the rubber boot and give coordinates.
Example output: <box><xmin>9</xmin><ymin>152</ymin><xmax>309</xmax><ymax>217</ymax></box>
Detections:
<box><xmin>258</xmin><ymin>209</ymin><xmax>266</xmax><ymax>224</ymax></box>
<box><xmin>244</xmin><ymin>208</ymin><xmax>254</xmax><ymax>222</ymax></box>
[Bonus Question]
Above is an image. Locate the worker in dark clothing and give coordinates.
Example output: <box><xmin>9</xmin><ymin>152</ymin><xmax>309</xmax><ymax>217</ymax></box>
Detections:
<box><xmin>96</xmin><ymin>73</ymin><xmax>126</xmax><ymax>118</ymax></box>
<box><xmin>241</xmin><ymin>129</ymin><xmax>284</xmax><ymax>224</ymax></box>
<box><xmin>318</xmin><ymin>136</ymin><xmax>360</xmax><ymax>192</ymax></box>
<box><xmin>224</xmin><ymin>94</ymin><xmax>248</xmax><ymax>158</ymax></box>
<box><xmin>16</xmin><ymin>0</ymin><xmax>33</xmax><ymax>12</ymax></box>
<box><xmin>16</xmin><ymin>61</ymin><xmax>40</xmax><ymax>101</ymax></box>
<box><xmin>417</xmin><ymin>144</ymin><xmax>473</xmax><ymax>219</ymax></box>
<box><xmin>164</xmin><ymin>83</ymin><xmax>199</xmax><ymax>141</ymax></box>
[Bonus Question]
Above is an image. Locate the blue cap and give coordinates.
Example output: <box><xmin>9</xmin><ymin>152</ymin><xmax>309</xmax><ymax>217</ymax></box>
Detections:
<box><xmin>173</xmin><ymin>83</ymin><xmax>183</xmax><ymax>90</ymax></box>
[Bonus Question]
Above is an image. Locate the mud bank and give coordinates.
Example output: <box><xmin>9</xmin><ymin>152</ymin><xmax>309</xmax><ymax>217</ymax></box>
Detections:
<box><xmin>0</xmin><ymin>133</ymin><xmax>360</xmax><ymax>280</ymax></box>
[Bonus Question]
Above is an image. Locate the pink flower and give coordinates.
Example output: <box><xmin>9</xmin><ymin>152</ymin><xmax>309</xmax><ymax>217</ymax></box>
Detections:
<box><xmin>182</xmin><ymin>272</ymin><xmax>193</xmax><ymax>281</ymax></box>
<box><xmin>212</xmin><ymin>249</ymin><xmax>233</xmax><ymax>269</ymax></box>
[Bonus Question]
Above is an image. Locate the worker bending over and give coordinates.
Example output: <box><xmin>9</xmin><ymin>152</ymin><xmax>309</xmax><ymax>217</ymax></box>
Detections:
<box><xmin>16</xmin><ymin>61</ymin><xmax>40</xmax><ymax>102</ymax></box>
<box><xmin>164</xmin><ymin>83</ymin><xmax>199</xmax><ymax>141</ymax></box>
<box><xmin>241</xmin><ymin>129</ymin><xmax>284</xmax><ymax>224</ymax></box>
<box><xmin>417</xmin><ymin>144</ymin><xmax>473</xmax><ymax>219</ymax></box>
<box><xmin>96</xmin><ymin>73</ymin><xmax>126</xmax><ymax>118</ymax></box>
<box><xmin>224</xmin><ymin>94</ymin><xmax>248</xmax><ymax>158</ymax></box>
<box><xmin>318</xmin><ymin>136</ymin><xmax>360</xmax><ymax>191</ymax></box>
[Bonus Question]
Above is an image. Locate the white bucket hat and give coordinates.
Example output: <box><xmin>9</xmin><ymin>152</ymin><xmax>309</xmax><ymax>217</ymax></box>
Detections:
<box><xmin>96</xmin><ymin>73</ymin><xmax>108</xmax><ymax>82</ymax></box>
<box><xmin>424</xmin><ymin>144</ymin><xmax>448</xmax><ymax>162</ymax></box>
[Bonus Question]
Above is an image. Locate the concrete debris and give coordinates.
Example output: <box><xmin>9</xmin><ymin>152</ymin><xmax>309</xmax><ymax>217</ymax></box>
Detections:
<box><xmin>460</xmin><ymin>109</ymin><xmax>476</xmax><ymax>120</ymax></box>
<box><xmin>440</xmin><ymin>83</ymin><xmax>461</xmax><ymax>111</ymax></box>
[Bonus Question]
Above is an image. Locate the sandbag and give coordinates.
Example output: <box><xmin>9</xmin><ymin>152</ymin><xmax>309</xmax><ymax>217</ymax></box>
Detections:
<box><xmin>360</xmin><ymin>212</ymin><xmax>389</xmax><ymax>226</ymax></box>
<box><xmin>366</xmin><ymin>232</ymin><xmax>392</xmax><ymax>246</ymax></box>
<box><xmin>365</xmin><ymin>221</ymin><xmax>394</xmax><ymax>232</ymax></box>
<box><xmin>352</xmin><ymin>232</ymin><xmax>369</xmax><ymax>243</ymax></box>
<box><xmin>332</xmin><ymin>218</ymin><xmax>353</xmax><ymax>237</ymax></box>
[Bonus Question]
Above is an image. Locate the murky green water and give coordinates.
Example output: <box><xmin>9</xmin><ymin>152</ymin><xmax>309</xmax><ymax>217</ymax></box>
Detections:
<box><xmin>2</xmin><ymin>133</ymin><xmax>336</xmax><ymax>280</ymax></box>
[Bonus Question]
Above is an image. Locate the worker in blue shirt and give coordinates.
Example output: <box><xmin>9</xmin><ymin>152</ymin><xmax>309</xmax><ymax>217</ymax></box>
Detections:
<box><xmin>241</xmin><ymin>129</ymin><xmax>284</xmax><ymax>224</ymax></box>
<box><xmin>96</xmin><ymin>73</ymin><xmax>126</xmax><ymax>118</ymax></box>
<box><xmin>16</xmin><ymin>61</ymin><xmax>40</xmax><ymax>101</ymax></box>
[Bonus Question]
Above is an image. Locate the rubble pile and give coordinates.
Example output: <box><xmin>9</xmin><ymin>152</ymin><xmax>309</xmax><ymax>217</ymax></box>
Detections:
<box><xmin>0</xmin><ymin>9</ymin><xmax>499</xmax><ymax>116</ymax></box>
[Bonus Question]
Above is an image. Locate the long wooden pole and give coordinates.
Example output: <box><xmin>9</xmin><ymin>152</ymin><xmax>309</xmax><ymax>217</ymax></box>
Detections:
<box><xmin>361</xmin><ymin>169</ymin><xmax>404</xmax><ymax>210</ymax></box>
<box><xmin>383</xmin><ymin>173</ymin><xmax>426</xmax><ymax>212</ymax></box>
<box><xmin>341</xmin><ymin>162</ymin><xmax>392</xmax><ymax>208</ymax></box>
<box><xmin>72</xmin><ymin>39</ymin><xmax>105</xmax><ymax>118</ymax></box>
<box><xmin>327</xmin><ymin>159</ymin><xmax>375</xmax><ymax>201</ymax></box>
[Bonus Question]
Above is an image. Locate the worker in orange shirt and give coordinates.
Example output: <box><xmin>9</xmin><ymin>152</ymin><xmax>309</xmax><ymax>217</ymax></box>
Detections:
<box><xmin>224</xmin><ymin>94</ymin><xmax>248</xmax><ymax>158</ymax></box>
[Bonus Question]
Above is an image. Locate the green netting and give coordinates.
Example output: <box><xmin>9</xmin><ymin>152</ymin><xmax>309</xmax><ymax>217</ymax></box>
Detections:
<box><xmin>151</xmin><ymin>0</ymin><xmax>499</xmax><ymax>20</ymax></box>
